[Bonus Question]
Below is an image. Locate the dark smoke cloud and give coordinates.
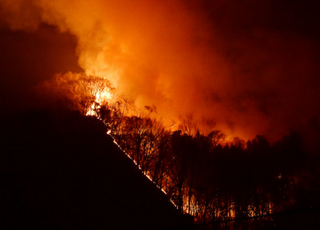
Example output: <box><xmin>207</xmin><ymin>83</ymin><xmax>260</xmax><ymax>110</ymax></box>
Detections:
<box><xmin>0</xmin><ymin>23</ymin><xmax>81</xmax><ymax>112</ymax></box>
<box><xmin>0</xmin><ymin>0</ymin><xmax>319</xmax><ymax>147</ymax></box>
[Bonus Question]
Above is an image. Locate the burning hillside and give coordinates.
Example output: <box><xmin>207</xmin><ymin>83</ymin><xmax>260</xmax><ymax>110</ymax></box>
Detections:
<box><xmin>1</xmin><ymin>1</ymin><xmax>320</xmax><ymax>229</ymax></box>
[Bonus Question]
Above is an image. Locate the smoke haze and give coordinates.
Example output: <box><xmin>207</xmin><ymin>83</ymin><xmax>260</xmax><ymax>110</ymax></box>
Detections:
<box><xmin>0</xmin><ymin>0</ymin><xmax>319</xmax><ymax>143</ymax></box>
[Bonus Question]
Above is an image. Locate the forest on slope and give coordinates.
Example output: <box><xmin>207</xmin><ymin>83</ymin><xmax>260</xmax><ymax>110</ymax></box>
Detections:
<box><xmin>1</xmin><ymin>90</ymin><xmax>320</xmax><ymax>229</ymax></box>
<box><xmin>92</xmin><ymin>100</ymin><xmax>320</xmax><ymax>229</ymax></box>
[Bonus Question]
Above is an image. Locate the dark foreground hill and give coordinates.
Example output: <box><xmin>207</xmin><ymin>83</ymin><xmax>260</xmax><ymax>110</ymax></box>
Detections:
<box><xmin>0</xmin><ymin>104</ymin><xmax>192</xmax><ymax>230</ymax></box>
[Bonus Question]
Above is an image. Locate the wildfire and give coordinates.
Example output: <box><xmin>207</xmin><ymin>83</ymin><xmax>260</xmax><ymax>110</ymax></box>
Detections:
<box><xmin>86</xmin><ymin>103</ymin><xmax>97</xmax><ymax>116</ymax></box>
<box><xmin>86</xmin><ymin>88</ymin><xmax>114</xmax><ymax>116</ymax></box>
<box><xmin>96</xmin><ymin>90</ymin><xmax>113</xmax><ymax>103</ymax></box>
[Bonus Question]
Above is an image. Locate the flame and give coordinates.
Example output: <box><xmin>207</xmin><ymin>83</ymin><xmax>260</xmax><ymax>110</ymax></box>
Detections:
<box><xmin>86</xmin><ymin>103</ymin><xmax>97</xmax><ymax>116</ymax></box>
<box><xmin>95</xmin><ymin>89</ymin><xmax>113</xmax><ymax>103</ymax></box>
<box><xmin>86</xmin><ymin>86</ymin><xmax>114</xmax><ymax>116</ymax></box>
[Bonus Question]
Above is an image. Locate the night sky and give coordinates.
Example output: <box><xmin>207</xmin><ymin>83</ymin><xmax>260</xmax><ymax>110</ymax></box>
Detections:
<box><xmin>0</xmin><ymin>0</ymin><xmax>319</xmax><ymax>148</ymax></box>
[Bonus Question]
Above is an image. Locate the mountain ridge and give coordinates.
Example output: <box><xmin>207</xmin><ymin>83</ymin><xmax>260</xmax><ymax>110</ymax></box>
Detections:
<box><xmin>0</xmin><ymin>104</ymin><xmax>192</xmax><ymax>229</ymax></box>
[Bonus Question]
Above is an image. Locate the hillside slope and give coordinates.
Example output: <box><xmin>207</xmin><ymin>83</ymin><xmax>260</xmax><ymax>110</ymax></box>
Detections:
<box><xmin>0</xmin><ymin>105</ymin><xmax>192</xmax><ymax>230</ymax></box>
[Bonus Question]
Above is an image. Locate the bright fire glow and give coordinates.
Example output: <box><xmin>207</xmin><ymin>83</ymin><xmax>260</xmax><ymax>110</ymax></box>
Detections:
<box><xmin>86</xmin><ymin>85</ymin><xmax>114</xmax><ymax>116</ymax></box>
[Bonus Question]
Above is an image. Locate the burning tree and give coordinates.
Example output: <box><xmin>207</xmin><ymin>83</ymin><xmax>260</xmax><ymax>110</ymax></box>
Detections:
<box><xmin>40</xmin><ymin>72</ymin><xmax>115</xmax><ymax>115</ymax></box>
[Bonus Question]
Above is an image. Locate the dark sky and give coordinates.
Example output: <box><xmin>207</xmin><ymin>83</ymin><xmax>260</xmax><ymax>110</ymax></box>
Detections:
<box><xmin>0</xmin><ymin>0</ymin><xmax>319</xmax><ymax>146</ymax></box>
<box><xmin>0</xmin><ymin>24</ymin><xmax>81</xmax><ymax>111</ymax></box>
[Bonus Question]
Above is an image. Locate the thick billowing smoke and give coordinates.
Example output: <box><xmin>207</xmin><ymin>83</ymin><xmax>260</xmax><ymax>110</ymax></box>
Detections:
<box><xmin>0</xmin><ymin>0</ymin><xmax>319</xmax><ymax>144</ymax></box>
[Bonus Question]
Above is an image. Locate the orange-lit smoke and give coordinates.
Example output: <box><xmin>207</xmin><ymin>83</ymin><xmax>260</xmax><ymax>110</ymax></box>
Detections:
<box><xmin>1</xmin><ymin>0</ymin><xmax>320</xmax><ymax>143</ymax></box>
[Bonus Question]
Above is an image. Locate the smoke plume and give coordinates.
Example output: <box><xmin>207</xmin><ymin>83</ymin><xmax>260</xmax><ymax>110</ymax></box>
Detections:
<box><xmin>0</xmin><ymin>0</ymin><xmax>319</xmax><ymax>143</ymax></box>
